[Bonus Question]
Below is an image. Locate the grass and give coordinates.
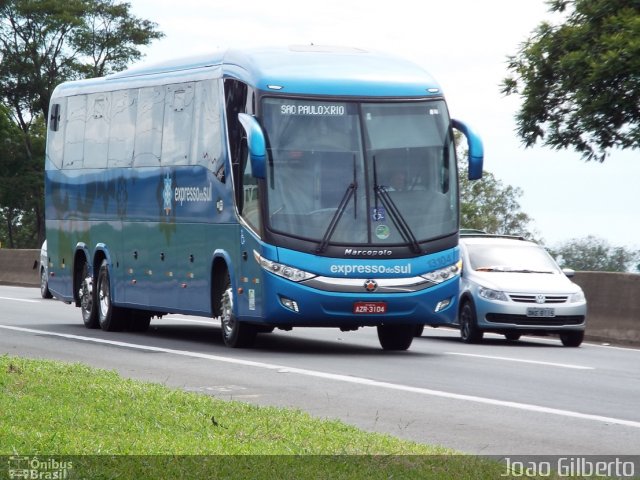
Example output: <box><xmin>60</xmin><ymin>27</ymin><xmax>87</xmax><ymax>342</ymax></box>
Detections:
<box><xmin>0</xmin><ymin>355</ymin><xmax>557</xmax><ymax>479</ymax></box>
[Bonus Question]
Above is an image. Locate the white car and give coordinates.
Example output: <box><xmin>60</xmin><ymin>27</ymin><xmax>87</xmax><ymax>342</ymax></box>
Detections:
<box><xmin>40</xmin><ymin>240</ymin><xmax>52</xmax><ymax>299</ymax></box>
<box><xmin>457</xmin><ymin>234</ymin><xmax>587</xmax><ymax>346</ymax></box>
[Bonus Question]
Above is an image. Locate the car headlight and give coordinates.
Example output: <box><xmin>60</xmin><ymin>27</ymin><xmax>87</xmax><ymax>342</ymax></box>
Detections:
<box><xmin>420</xmin><ymin>260</ymin><xmax>462</xmax><ymax>284</ymax></box>
<box><xmin>569</xmin><ymin>290</ymin><xmax>586</xmax><ymax>303</ymax></box>
<box><xmin>253</xmin><ymin>251</ymin><xmax>316</xmax><ymax>282</ymax></box>
<box><xmin>478</xmin><ymin>286</ymin><xmax>509</xmax><ymax>302</ymax></box>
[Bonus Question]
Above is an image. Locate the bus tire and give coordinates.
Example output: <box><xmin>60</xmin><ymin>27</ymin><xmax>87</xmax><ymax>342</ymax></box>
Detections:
<box><xmin>377</xmin><ymin>324</ymin><xmax>414</xmax><ymax>351</ymax></box>
<box><xmin>128</xmin><ymin>310</ymin><xmax>152</xmax><ymax>332</ymax></box>
<box><xmin>219</xmin><ymin>272</ymin><xmax>256</xmax><ymax>348</ymax></box>
<box><xmin>79</xmin><ymin>261</ymin><xmax>99</xmax><ymax>329</ymax></box>
<box><xmin>97</xmin><ymin>260</ymin><xmax>126</xmax><ymax>332</ymax></box>
<box><xmin>40</xmin><ymin>267</ymin><xmax>52</xmax><ymax>299</ymax></box>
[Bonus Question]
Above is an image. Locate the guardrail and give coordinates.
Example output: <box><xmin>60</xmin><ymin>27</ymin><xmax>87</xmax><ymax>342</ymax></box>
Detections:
<box><xmin>0</xmin><ymin>249</ymin><xmax>638</xmax><ymax>346</ymax></box>
<box><xmin>573</xmin><ymin>272</ymin><xmax>640</xmax><ymax>346</ymax></box>
<box><xmin>0</xmin><ymin>248</ymin><xmax>40</xmax><ymax>287</ymax></box>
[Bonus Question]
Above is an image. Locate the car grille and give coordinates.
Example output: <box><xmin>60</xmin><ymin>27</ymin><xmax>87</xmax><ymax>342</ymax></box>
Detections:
<box><xmin>509</xmin><ymin>294</ymin><xmax>568</xmax><ymax>304</ymax></box>
<box><xmin>486</xmin><ymin>314</ymin><xmax>585</xmax><ymax>326</ymax></box>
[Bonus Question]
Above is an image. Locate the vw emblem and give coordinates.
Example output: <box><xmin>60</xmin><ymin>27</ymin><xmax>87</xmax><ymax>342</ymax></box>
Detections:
<box><xmin>364</xmin><ymin>279</ymin><xmax>378</xmax><ymax>292</ymax></box>
<box><xmin>535</xmin><ymin>294</ymin><xmax>546</xmax><ymax>304</ymax></box>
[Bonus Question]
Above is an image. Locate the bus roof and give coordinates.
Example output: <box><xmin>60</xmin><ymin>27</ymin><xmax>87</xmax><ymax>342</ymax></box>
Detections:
<box><xmin>53</xmin><ymin>45</ymin><xmax>443</xmax><ymax>99</ymax></box>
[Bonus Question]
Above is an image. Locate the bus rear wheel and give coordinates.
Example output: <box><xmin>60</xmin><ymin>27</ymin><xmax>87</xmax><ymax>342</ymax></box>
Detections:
<box><xmin>128</xmin><ymin>310</ymin><xmax>152</xmax><ymax>332</ymax></box>
<box><xmin>377</xmin><ymin>324</ymin><xmax>414</xmax><ymax>351</ymax></box>
<box><xmin>97</xmin><ymin>260</ymin><xmax>126</xmax><ymax>332</ymax></box>
<box><xmin>219</xmin><ymin>273</ymin><xmax>256</xmax><ymax>348</ymax></box>
<box><xmin>79</xmin><ymin>261</ymin><xmax>99</xmax><ymax>329</ymax></box>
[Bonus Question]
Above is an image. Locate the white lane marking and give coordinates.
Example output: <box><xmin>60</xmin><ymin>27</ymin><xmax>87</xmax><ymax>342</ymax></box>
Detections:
<box><xmin>1</xmin><ymin>324</ymin><xmax>639</xmax><ymax>429</ymax></box>
<box><xmin>445</xmin><ymin>352</ymin><xmax>594</xmax><ymax>370</ymax></box>
<box><xmin>425</xmin><ymin>328</ymin><xmax>640</xmax><ymax>353</ymax></box>
<box><xmin>0</xmin><ymin>296</ymin><xmax>40</xmax><ymax>303</ymax></box>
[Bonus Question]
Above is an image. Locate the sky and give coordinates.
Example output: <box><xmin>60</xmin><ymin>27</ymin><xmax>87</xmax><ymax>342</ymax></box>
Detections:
<box><xmin>127</xmin><ymin>0</ymin><xmax>640</xmax><ymax>250</ymax></box>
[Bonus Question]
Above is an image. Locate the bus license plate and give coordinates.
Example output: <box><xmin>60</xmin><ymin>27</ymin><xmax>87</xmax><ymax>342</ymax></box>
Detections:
<box><xmin>353</xmin><ymin>302</ymin><xmax>387</xmax><ymax>314</ymax></box>
<box><xmin>526</xmin><ymin>307</ymin><xmax>555</xmax><ymax>318</ymax></box>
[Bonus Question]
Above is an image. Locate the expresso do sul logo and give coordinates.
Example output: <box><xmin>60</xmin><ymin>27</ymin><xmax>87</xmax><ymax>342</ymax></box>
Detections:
<box><xmin>161</xmin><ymin>172</ymin><xmax>213</xmax><ymax>216</ymax></box>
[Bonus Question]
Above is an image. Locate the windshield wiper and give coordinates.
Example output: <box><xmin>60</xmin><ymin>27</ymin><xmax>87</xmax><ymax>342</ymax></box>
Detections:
<box><xmin>316</xmin><ymin>156</ymin><xmax>357</xmax><ymax>254</ymax></box>
<box><xmin>508</xmin><ymin>269</ymin><xmax>555</xmax><ymax>274</ymax></box>
<box><xmin>476</xmin><ymin>266</ymin><xmax>553</xmax><ymax>274</ymax></box>
<box><xmin>372</xmin><ymin>156</ymin><xmax>421</xmax><ymax>254</ymax></box>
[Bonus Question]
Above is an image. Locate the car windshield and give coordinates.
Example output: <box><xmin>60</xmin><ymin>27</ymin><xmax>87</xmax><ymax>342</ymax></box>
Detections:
<box><xmin>260</xmin><ymin>98</ymin><xmax>458</xmax><ymax>247</ymax></box>
<box><xmin>465</xmin><ymin>242</ymin><xmax>561</xmax><ymax>273</ymax></box>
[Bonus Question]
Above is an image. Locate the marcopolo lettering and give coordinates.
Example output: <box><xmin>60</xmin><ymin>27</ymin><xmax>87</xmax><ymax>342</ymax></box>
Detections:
<box><xmin>344</xmin><ymin>248</ymin><xmax>393</xmax><ymax>256</ymax></box>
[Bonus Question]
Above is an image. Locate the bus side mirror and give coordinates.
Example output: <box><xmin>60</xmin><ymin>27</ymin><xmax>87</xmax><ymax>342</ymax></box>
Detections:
<box><xmin>238</xmin><ymin>113</ymin><xmax>266</xmax><ymax>179</ymax></box>
<box><xmin>452</xmin><ymin>119</ymin><xmax>483</xmax><ymax>180</ymax></box>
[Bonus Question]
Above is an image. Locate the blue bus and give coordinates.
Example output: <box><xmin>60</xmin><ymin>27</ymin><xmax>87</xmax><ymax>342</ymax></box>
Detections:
<box><xmin>44</xmin><ymin>45</ymin><xmax>483</xmax><ymax>350</ymax></box>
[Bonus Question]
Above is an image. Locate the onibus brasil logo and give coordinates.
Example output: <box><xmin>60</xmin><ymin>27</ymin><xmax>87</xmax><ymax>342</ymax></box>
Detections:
<box><xmin>7</xmin><ymin>456</ymin><xmax>73</xmax><ymax>479</ymax></box>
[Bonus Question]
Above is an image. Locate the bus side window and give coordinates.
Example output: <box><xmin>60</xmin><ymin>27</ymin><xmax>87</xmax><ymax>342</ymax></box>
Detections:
<box><xmin>134</xmin><ymin>86</ymin><xmax>164</xmax><ymax>167</ymax></box>
<box><xmin>47</xmin><ymin>99</ymin><xmax>65</xmax><ymax>169</ymax></box>
<box><xmin>224</xmin><ymin>79</ymin><xmax>249</xmax><ymax>201</ymax></box>
<box><xmin>241</xmin><ymin>150</ymin><xmax>261</xmax><ymax>233</ymax></box>
<box><xmin>63</xmin><ymin>95</ymin><xmax>87</xmax><ymax>169</ymax></box>
<box><xmin>162</xmin><ymin>83</ymin><xmax>194</xmax><ymax>166</ymax></box>
<box><xmin>84</xmin><ymin>93</ymin><xmax>110</xmax><ymax>168</ymax></box>
<box><xmin>191</xmin><ymin>79</ymin><xmax>224</xmax><ymax>176</ymax></box>
<box><xmin>108</xmin><ymin>89</ymin><xmax>137</xmax><ymax>168</ymax></box>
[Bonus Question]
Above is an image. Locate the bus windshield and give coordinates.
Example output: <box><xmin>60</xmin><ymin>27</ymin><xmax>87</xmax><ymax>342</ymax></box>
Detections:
<box><xmin>261</xmin><ymin>98</ymin><xmax>457</xmax><ymax>248</ymax></box>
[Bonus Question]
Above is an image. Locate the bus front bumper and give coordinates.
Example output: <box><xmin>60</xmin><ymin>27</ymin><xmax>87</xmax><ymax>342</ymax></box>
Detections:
<box><xmin>259</xmin><ymin>274</ymin><xmax>459</xmax><ymax>328</ymax></box>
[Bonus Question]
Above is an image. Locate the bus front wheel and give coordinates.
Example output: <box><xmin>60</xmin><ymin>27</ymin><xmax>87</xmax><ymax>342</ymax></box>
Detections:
<box><xmin>219</xmin><ymin>273</ymin><xmax>257</xmax><ymax>348</ymax></box>
<box><xmin>377</xmin><ymin>324</ymin><xmax>414</xmax><ymax>351</ymax></box>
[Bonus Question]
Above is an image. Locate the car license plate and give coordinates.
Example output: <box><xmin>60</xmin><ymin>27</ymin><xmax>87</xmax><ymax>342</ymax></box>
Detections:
<box><xmin>526</xmin><ymin>307</ymin><xmax>555</xmax><ymax>318</ymax></box>
<box><xmin>353</xmin><ymin>302</ymin><xmax>387</xmax><ymax>314</ymax></box>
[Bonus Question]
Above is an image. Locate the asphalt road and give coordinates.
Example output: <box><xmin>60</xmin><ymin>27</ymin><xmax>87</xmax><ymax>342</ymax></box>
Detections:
<box><xmin>1</xmin><ymin>285</ymin><xmax>639</xmax><ymax>457</ymax></box>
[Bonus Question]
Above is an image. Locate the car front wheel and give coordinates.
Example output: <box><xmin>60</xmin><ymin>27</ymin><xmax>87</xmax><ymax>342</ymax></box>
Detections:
<box><xmin>560</xmin><ymin>331</ymin><xmax>584</xmax><ymax>347</ymax></box>
<box><xmin>460</xmin><ymin>301</ymin><xmax>483</xmax><ymax>344</ymax></box>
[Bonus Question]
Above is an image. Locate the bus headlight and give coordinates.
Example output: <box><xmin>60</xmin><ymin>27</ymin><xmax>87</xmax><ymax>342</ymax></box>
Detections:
<box><xmin>253</xmin><ymin>251</ymin><xmax>316</xmax><ymax>282</ymax></box>
<box><xmin>420</xmin><ymin>260</ymin><xmax>462</xmax><ymax>284</ymax></box>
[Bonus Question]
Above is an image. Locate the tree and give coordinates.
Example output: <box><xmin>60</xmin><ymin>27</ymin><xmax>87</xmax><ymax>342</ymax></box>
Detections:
<box><xmin>501</xmin><ymin>0</ymin><xmax>640</xmax><ymax>162</ymax></box>
<box><xmin>0</xmin><ymin>104</ymin><xmax>43</xmax><ymax>248</ymax></box>
<box><xmin>550</xmin><ymin>235</ymin><xmax>640</xmax><ymax>272</ymax></box>
<box><xmin>0</xmin><ymin>0</ymin><xmax>163</xmax><ymax>247</ymax></box>
<box><xmin>458</xmin><ymin>153</ymin><xmax>537</xmax><ymax>239</ymax></box>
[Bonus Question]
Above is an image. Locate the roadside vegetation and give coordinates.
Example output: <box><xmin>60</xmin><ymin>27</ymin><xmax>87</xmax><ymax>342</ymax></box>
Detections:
<box><xmin>0</xmin><ymin>354</ymin><xmax>542</xmax><ymax>479</ymax></box>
